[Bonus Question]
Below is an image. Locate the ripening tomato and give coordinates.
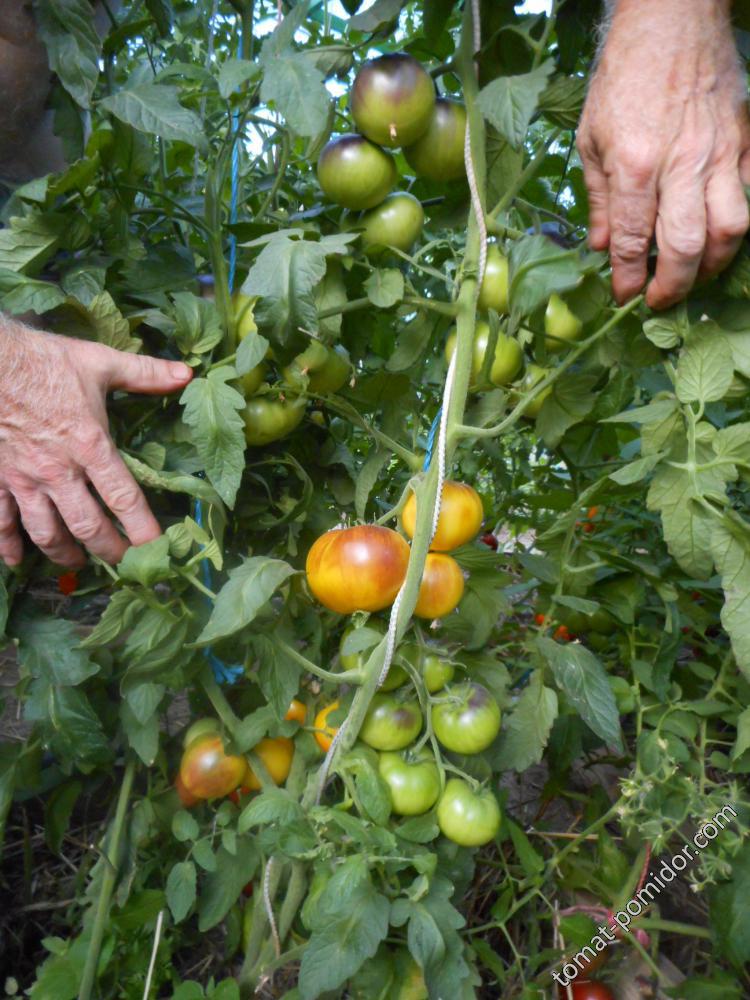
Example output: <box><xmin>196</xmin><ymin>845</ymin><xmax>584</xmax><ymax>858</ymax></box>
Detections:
<box><xmin>175</xmin><ymin>772</ymin><xmax>200</xmax><ymax>808</ymax></box>
<box><xmin>404</xmin><ymin>98</ymin><xmax>466</xmax><ymax>181</ymax></box>
<box><xmin>436</xmin><ymin>778</ymin><xmax>501</xmax><ymax>846</ymax></box>
<box><xmin>445</xmin><ymin>322</ymin><xmax>523</xmax><ymax>390</ymax></box>
<box><xmin>282</xmin><ymin>341</ymin><xmax>350</xmax><ymax>394</ymax></box>
<box><xmin>398</xmin><ymin>642</ymin><xmax>455</xmax><ymax>692</ymax></box>
<box><xmin>512</xmin><ymin>363</ymin><xmax>552</xmax><ymax>419</ymax></box>
<box><xmin>360</xmin><ymin>192</ymin><xmax>424</xmax><ymax>255</ymax></box>
<box><xmin>350</xmin><ymin>53</ymin><xmax>435</xmax><ymax>148</ymax></box>
<box><xmin>360</xmin><ymin>693</ymin><xmax>423</xmax><ymax>751</ymax></box>
<box><xmin>233</xmin><ymin>293</ymin><xmax>268</xmax><ymax>396</ymax></box>
<box><xmin>285</xmin><ymin>699</ymin><xmax>307</xmax><ymax>725</ymax></box>
<box><xmin>317</xmin><ymin>134</ymin><xmax>397</xmax><ymax>210</ymax></box>
<box><xmin>414</xmin><ymin>552</ymin><xmax>465</xmax><ymax>619</ymax></box>
<box><xmin>480</xmin><ymin>532</ymin><xmax>498</xmax><ymax>550</ymax></box>
<box><xmin>554</xmin><ymin>624</ymin><xmax>571</xmax><ymax>642</ymax></box>
<box><xmin>431</xmin><ymin>682</ymin><xmax>501</xmax><ymax>754</ymax></box>
<box><xmin>244</xmin><ymin>737</ymin><xmax>294</xmax><ymax>791</ymax></box>
<box><xmin>534</xmin><ymin>613</ymin><xmax>546</xmax><ymax>626</ymax></box>
<box><xmin>557</xmin><ymin>982</ymin><xmax>615</xmax><ymax>1000</ymax></box>
<box><xmin>544</xmin><ymin>293</ymin><xmax>583</xmax><ymax>351</ymax></box>
<box><xmin>306</xmin><ymin>525</ymin><xmax>410</xmax><ymax>614</ymax></box>
<box><xmin>243</xmin><ymin>395</ymin><xmax>306</xmax><ymax>446</ymax></box>
<box><xmin>401</xmin><ymin>480</ymin><xmax>484</xmax><ymax>552</ymax></box>
<box><xmin>58</xmin><ymin>571</ymin><xmax>78</xmax><ymax>596</ymax></box>
<box><xmin>179</xmin><ymin>735</ymin><xmax>246</xmax><ymax>800</ymax></box>
<box><xmin>314</xmin><ymin>701</ymin><xmax>341</xmax><ymax>752</ymax></box>
<box><xmin>182</xmin><ymin>717</ymin><xmax>221</xmax><ymax>749</ymax></box>
<box><xmin>477</xmin><ymin>245</ymin><xmax>509</xmax><ymax>314</ymax></box>
<box><xmin>378</xmin><ymin>750</ymin><xmax>441</xmax><ymax>815</ymax></box>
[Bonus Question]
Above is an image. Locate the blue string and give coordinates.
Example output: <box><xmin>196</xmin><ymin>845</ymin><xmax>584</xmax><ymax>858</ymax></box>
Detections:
<box><xmin>194</xmin><ymin>14</ymin><xmax>244</xmax><ymax>687</ymax></box>
<box><xmin>422</xmin><ymin>408</ymin><xmax>442</xmax><ymax>471</ymax></box>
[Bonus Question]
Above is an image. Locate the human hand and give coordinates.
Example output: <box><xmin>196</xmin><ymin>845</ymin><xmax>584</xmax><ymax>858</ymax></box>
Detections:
<box><xmin>577</xmin><ymin>0</ymin><xmax>750</xmax><ymax>309</ymax></box>
<box><xmin>0</xmin><ymin>319</ymin><xmax>193</xmax><ymax>569</ymax></box>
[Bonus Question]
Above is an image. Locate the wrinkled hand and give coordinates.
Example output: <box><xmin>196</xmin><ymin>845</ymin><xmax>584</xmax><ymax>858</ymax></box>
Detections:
<box><xmin>0</xmin><ymin>320</ymin><xmax>193</xmax><ymax>569</ymax></box>
<box><xmin>577</xmin><ymin>0</ymin><xmax>750</xmax><ymax>309</ymax></box>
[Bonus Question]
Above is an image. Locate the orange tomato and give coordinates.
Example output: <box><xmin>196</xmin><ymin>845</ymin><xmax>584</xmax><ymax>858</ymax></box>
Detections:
<box><xmin>179</xmin><ymin>735</ymin><xmax>246</xmax><ymax>800</ymax></box>
<box><xmin>244</xmin><ymin>737</ymin><xmax>294</xmax><ymax>791</ymax></box>
<box><xmin>306</xmin><ymin>525</ymin><xmax>410</xmax><ymax>614</ymax></box>
<box><xmin>284</xmin><ymin>698</ymin><xmax>307</xmax><ymax>725</ymax></box>
<box><xmin>401</xmin><ymin>481</ymin><xmax>484</xmax><ymax>552</ymax></box>
<box><xmin>534</xmin><ymin>613</ymin><xmax>546</xmax><ymax>626</ymax></box>
<box><xmin>314</xmin><ymin>701</ymin><xmax>341</xmax><ymax>752</ymax></box>
<box><xmin>553</xmin><ymin>624</ymin><xmax>571</xmax><ymax>642</ymax></box>
<box><xmin>414</xmin><ymin>553</ymin><xmax>465</xmax><ymax>619</ymax></box>
<box><xmin>175</xmin><ymin>772</ymin><xmax>199</xmax><ymax>808</ymax></box>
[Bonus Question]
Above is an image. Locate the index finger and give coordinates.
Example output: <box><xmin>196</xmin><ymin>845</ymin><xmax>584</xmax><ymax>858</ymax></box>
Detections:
<box><xmin>84</xmin><ymin>435</ymin><xmax>162</xmax><ymax>549</ymax></box>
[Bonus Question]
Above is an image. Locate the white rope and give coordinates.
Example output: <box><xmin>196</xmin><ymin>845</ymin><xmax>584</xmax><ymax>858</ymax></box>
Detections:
<box><xmin>141</xmin><ymin>909</ymin><xmax>164</xmax><ymax>1000</ymax></box>
<box><xmin>263</xmin><ymin>857</ymin><xmax>281</xmax><ymax>958</ymax></box>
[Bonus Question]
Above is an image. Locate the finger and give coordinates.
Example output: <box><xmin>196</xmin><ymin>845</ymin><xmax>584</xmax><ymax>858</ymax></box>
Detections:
<box><xmin>580</xmin><ymin>151</ymin><xmax>611</xmax><ymax>251</ymax></box>
<box><xmin>0</xmin><ymin>490</ymin><xmax>23</xmax><ymax>567</ymax></box>
<box><xmin>16</xmin><ymin>491</ymin><xmax>85</xmax><ymax>569</ymax></box>
<box><xmin>700</xmin><ymin>169</ymin><xmax>750</xmax><ymax>279</ymax></box>
<box><xmin>50</xmin><ymin>480</ymin><xmax>129</xmax><ymax>564</ymax></box>
<box><xmin>647</xmin><ymin>176</ymin><xmax>706</xmax><ymax>310</ymax></box>
<box><xmin>607</xmin><ymin>162</ymin><xmax>658</xmax><ymax>304</ymax></box>
<box><xmin>84</xmin><ymin>438</ymin><xmax>162</xmax><ymax>548</ymax></box>
<box><xmin>90</xmin><ymin>344</ymin><xmax>193</xmax><ymax>396</ymax></box>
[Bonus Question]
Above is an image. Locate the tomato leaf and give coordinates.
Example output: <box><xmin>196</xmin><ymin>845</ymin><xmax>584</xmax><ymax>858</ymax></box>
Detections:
<box><xmin>197</xmin><ymin>838</ymin><xmax>259</xmax><ymax>931</ymax></box>
<box><xmin>166</xmin><ymin>860</ymin><xmax>196</xmax><ymax>923</ymax></box>
<box><xmin>238</xmin><ymin>788</ymin><xmax>305</xmax><ymax>831</ymax></box>
<box><xmin>348</xmin><ymin>0</ymin><xmax>405</xmax><ymax>31</ymax></box>
<box><xmin>218</xmin><ymin>58</ymin><xmax>261</xmax><ymax>99</ymax></box>
<box><xmin>711</xmin><ymin>515</ymin><xmax>750</xmax><ymax>681</ymax></box>
<box><xmin>537</xmin><ymin>637</ymin><xmax>623</xmax><ymax>751</ymax></box>
<box><xmin>197</xmin><ymin>557</ymin><xmax>296</xmax><ymax>645</ymax></box>
<box><xmin>261</xmin><ymin>52</ymin><xmax>330</xmax><ymax>138</ymax></box>
<box><xmin>365</xmin><ymin>268</ymin><xmax>404</xmax><ymax>309</ymax></box>
<box><xmin>491</xmin><ymin>671</ymin><xmax>558</xmax><ymax>772</ymax></box>
<box><xmin>709</xmin><ymin>842</ymin><xmax>750</xmax><ymax>968</ymax></box>
<box><xmin>477</xmin><ymin>62</ymin><xmax>554</xmax><ymax>149</ymax></box>
<box><xmin>180</xmin><ymin>367</ymin><xmax>246</xmax><ymax>508</ymax></box>
<box><xmin>35</xmin><ymin>0</ymin><xmax>101</xmax><ymax>109</ymax></box>
<box><xmin>675</xmin><ymin>334</ymin><xmax>734</xmax><ymax>404</ymax></box>
<box><xmin>100</xmin><ymin>83</ymin><xmax>207</xmax><ymax>151</ymax></box>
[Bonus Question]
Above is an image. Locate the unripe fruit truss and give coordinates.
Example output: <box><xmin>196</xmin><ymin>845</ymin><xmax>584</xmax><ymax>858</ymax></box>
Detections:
<box><xmin>350</xmin><ymin>53</ymin><xmax>435</xmax><ymax>148</ymax></box>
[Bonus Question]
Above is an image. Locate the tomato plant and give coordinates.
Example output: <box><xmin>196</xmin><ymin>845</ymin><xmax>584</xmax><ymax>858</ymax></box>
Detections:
<box><xmin>2</xmin><ymin>3</ymin><xmax>750</xmax><ymax>998</ymax></box>
<box><xmin>557</xmin><ymin>982</ymin><xmax>615</xmax><ymax>1000</ymax></box>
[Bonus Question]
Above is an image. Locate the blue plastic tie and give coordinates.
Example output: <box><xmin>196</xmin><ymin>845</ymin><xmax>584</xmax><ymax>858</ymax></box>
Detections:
<box><xmin>422</xmin><ymin>408</ymin><xmax>442</xmax><ymax>472</ymax></box>
<box><xmin>194</xmin><ymin>16</ymin><xmax>244</xmax><ymax>686</ymax></box>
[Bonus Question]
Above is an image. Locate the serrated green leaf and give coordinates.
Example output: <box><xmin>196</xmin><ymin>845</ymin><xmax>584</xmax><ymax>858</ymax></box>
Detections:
<box><xmin>537</xmin><ymin>637</ymin><xmax>623</xmax><ymax>750</ymax></box>
<box><xmin>261</xmin><ymin>52</ymin><xmax>329</xmax><ymax>137</ymax></box>
<box><xmin>180</xmin><ymin>368</ymin><xmax>246</xmax><ymax>507</ymax></box>
<box><xmin>100</xmin><ymin>83</ymin><xmax>207</xmax><ymax>152</ymax></box>
<box><xmin>218</xmin><ymin>58</ymin><xmax>261</xmax><ymax>99</ymax></box>
<box><xmin>492</xmin><ymin>671</ymin><xmax>558</xmax><ymax>772</ymax></box>
<box><xmin>36</xmin><ymin>0</ymin><xmax>101</xmax><ymax>108</ymax></box>
<box><xmin>675</xmin><ymin>334</ymin><xmax>734</xmax><ymax>404</ymax></box>
<box><xmin>478</xmin><ymin>62</ymin><xmax>554</xmax><ymax>149</ymax></box>
<box><xmin>197</xmin><ymin>557</ymin><xmax>296</xmax><ymax>644</ymax></box>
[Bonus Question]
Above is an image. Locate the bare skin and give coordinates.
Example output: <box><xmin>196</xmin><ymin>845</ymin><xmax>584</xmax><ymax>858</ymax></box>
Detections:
<box><xmin>0</xmin><ymin>320</ymin><xmax>193</xmax><ymax>569</ymax></box>
<box><xmin>577</xmin><ymin>0</ymin><xmax>750</xmax><ymax>309</ymax></box>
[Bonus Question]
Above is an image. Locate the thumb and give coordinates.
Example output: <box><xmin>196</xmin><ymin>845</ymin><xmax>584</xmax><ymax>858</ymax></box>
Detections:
<box><xmin>105</xmin><ymin>350</ymin><xmax>193</xmax><ymax>395</ymax></box>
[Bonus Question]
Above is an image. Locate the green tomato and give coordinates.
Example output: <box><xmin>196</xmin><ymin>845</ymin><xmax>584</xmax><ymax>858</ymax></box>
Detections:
<box><xmin>431</xmin><ymin>682</ymin><xmax>501</xmax><ymax>755</ymax></box>
<box><xmin>378</xmin><ymin>749</ymin><xmax>441</xmax><ymax>815</ymax></box>
<box><xmin>240</xmin><ymin>361</ymin><xmax>267</xmax><ymax>398</ymax></box>
<box><xmin>544</xmin><ymin>293</ymin><xmax>583</xmax><ymax>352</ymax></box>
<box><xmin>350</xmin><ymin>53</ymin><xmax>435</xmax><ymax>149</ymax></box>
<box><xmin>398</xmin><ymin>642</ymin><xmax>454</xmax><ymax>692</ymax></box>
<box><xmin>512</xmin><ymin>363</ymin><xmax>552</xmax><ymax>419</ymax></box>
<box><xmin>436</xmin><ymin>778</ymin><xmax>501</xmax><ymax>846</ymax></box>
<box><xmin>404</xmin><ymin>98</ymin><xmax>466</xmax><ymax>181</ymax></box>
<box><xmin>360</xmin><ymin>192</ymin><xmax>424</xmax><ymax>255</ymax></box>
<box><xmin>243</xmin><ymin>396</ymin><xmax>306</xmax><ymax>447</ymax></box>
<box><xmin>609</xmin><ymin>676</ymin><xmax>636</xmax><ymax>714</ymax></box>
<box><xmin>477</xmin><ymin>245</ymin><xmax>509</xmax><ymax>314</ymax></box>
<box><xmin>182</xmin><ymin>717</ymin><xmax>220</xmax><ymax>750</ymax></box>
<box><xmin>445</xmin><ymin>321</ymin><xmax>522</xmax><ymax>390</ymax></box>
<box><xmin>360</xmin><ymin>693</ymin><xmax>423</xmax><ymax>751</ymax></box>
<box><xmin>283</xmin><ymin>341</ymin><xmax>350</xmax><ymax>394</ymax></box>
<box><xmin>317</xmin><ymin>134</ymin><xmax>397</xmax><ymax>211</ymax></box>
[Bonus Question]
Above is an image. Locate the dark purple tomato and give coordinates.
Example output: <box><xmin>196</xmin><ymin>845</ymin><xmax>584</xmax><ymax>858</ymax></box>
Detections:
<box><xmin>351</xmin><ymin>53</ymin><xmax>435</xmax><ymax>149</ymax></box>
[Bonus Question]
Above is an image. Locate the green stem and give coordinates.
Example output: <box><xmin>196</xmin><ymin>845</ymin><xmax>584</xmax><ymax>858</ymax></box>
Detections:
<box><xmin>317</xmin><ymin>296</ymin><xmax>370</xmax><ymax>320</ymax></box>
<box><xmin>200</xmin><ymin>666</ymin><xmax>242</xmax><ymax>734</ymax></box>
<box><xmin>255</xmin><ymin>131</ymin><xmax>291</xmax><ymax>220</ymax></box>
<box><xmin>488</xmin><ymin>129</ymin><xmax>562</xmax><ymax>220</ymax></box>
<box><xmin>323</xmin><ymin>397</ymin><xmax>422</xmax><ymax>470</ymax></box>
<box><xmin>549</xmin><ymin>800</ymin><xmax>623</xmax><ymax>873</ymax></box>
<box><xmin>637</xmin><ymin>917</ymin><xmax>711</xmax><ymax>940</ymax></box>
<box><xmin>456</xmin><ymin>295</ymin><xmax>644</xmax><ymax>438</ymax></box>
<box><xmin>274</xmin><ymin>637</ymin><xmax>363</xmax><ymax>686</ymax></box>
<box><xmin>78</xmin><ymin>758</ymin><xmax>136</xmax><ymax>1000</ymax></box>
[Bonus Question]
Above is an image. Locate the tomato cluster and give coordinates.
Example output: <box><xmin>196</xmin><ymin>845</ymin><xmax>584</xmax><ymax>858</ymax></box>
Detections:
<box><xmin>175</xmin><ymin>700</ymin><xmax>306</xmax><ymax>805</ymax></box>
<box><xmin>317</xmin><ymin>53</ymin><xmax>466</xmax><ymax>258</ymax></box>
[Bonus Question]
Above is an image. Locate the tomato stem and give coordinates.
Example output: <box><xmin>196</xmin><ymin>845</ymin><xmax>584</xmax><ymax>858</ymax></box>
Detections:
<box><xmin>274</xmin><ymin>636</ymin><xmax>364</xmax><ymax>685</ymax></box>
<box><xmin>78</xmin><ymin>757</ymin><xmax>136</xmax><ymax>1000</ymax></box>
